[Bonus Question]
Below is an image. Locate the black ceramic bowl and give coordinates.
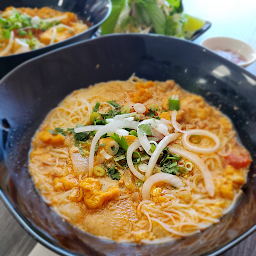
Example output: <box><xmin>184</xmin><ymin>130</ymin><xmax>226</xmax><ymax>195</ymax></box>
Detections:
<box><xmin>0</xmin><ymin>0</ymin><xmax>111</xmax><ymax>79</ymax></box>
<box><xmin>1</xmin><ymin>34</ymin><xmax>256</xmax><ymax>256</ymax></box>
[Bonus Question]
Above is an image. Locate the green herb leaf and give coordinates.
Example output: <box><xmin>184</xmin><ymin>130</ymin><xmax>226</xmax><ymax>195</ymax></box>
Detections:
<box><xmin>107</xmin><ymin>167</ymin><xmax>121</xmax><ymax>180</ymax></box>
<box><xmin>48</xmin><ymin>129</ymin><xmax>57</xmax><ymax>135</ymax></box>
<box><xmin>74</xmin><ymin>132</ymin><xmax>90</xmax><ymax>142</ymax></box>
<box><xmin>129</xmin><ymin>130</ymin><xmax>138</xmax><ymax>137</ymax></box>
<box><xmin>132</xmin><ymin>151</ymin><xmax>141</xmax><ymax>164</ymax></box>
<box><xmin>150</xmin><ymin>143</ymin><xmax>156</xmax><ymax>153</ymax></box>
<box><xmin>101</xmin><ymin>0</ymin><xmax>126</xmax><ymax>35</ymax></box>
<box><xmin>101</xmin><ymin>109</ymin><xmax>121</xmax><ymax>118</ymax></box>
<box><xmin>67</xmin><ymin>128</ymin><xmax>75</xmax><ymax>134</ymax></box>
<box><xmin>162</xmin><ymin>161</ymin><xmax>180</xmax><ymax>175</ymax></box>
<box><xmin>110</xmin><ymin>133</ymin><xmax>128</xmax><ymax>151</ymax></box>
<box><xmin>138</xmin><ymin>123</ymin><xmax>153</xmax><ymax>136</ymax></box>
<box><xmin>55</xmin><ymin>127</ymin><xmax>67</xmax><ymax>136</ymax></box>
<box><xmin>137</xmin><ymin>180</ymin><xmax>143</xmax><ymax>187</ymax></box>
<box><xmin>107</xmin><ymin>100</ymin><xmax>122</xmax><ymax>109</ymax></box>
<box><xmin>146</xmin><ymin>108</ymin><xmax>156</xmax><ymax>117</ymax></box>
<box><xmin>93</xmin><ymin>102</ymin><xmax>100</xmax><ymax>112</ymax></box>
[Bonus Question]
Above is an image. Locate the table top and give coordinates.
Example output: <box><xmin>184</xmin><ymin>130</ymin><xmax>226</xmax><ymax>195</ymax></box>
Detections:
<box><xmin>1</xmin><ymin>0</ymin><xmax>256</xmax><ymax>255</ymax></box>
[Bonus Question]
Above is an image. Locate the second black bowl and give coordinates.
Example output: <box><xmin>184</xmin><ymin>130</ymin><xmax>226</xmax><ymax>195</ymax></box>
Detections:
<box><xmin>0</xmin><ymin>0</ymin><xmax>111</xmax><ymax>79</ymax></box>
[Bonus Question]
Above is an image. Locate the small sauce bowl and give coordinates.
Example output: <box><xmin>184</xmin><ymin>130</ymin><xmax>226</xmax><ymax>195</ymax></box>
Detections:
<box><xmin>201</xmin><ymin>37</ymin><xmax>256</xmax><ymax>67</ymax></box>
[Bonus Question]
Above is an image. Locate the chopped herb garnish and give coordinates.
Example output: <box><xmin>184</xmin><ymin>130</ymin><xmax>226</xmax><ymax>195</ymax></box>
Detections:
<box><xmin>138</xmin><ymin>123</ymin><xmax>153</xmax><ymax>136</ymax></box>
<box><xmin>95</xmin><ymin>143</ymin><xmax>106</xmax><ymax>153</ymax></box>
<box><xmin>90</xmin><ymin>112</ymin><xmax>102</xmax><ymax>123</ymax></box>
<box><xmin>74</xmin><ymin>132</ymin><xmax>90</xmax><ymax>142</ymax></box>
<box><xmin>101</xmin><ymin>109</ymin><xmax>121</xmax><ymax>118</ymax></box>
<box><xmin>55</xmin><ymin>127</ymin><xmax>67</xmax><ymax>136</ymax></box>
<box><xmin>94</xmin><ymin>119</ymin><xmax>107</xmax><ymax>125</ymax></box>
<box><xmin>93</xmin><ymin>102</ymin><xmax>100</xmax><ymax>112</ymax></box>
<box><xmin>146</xmin><ymin>108</ymin><xmax>157</xmax><ymax>117</ymax></box>
<box><xmin>162</xmin><ymin>161</ymin><xmax>180</xmax><ymax>175</ymax></box>
<box><xmin>107</xmin><ymin>167</ymin><xmax>121</xmax><ymax>180</ymax></box>
<box><xmin>132</xmin><ymin>151</ymin><xmax>141</xmax><ymax>164</ymax></box>
<box><xmin>101</xmin><ymin>133</ymin><xmax>108</xmax><ymax>138</ymax></box>
<box><xmin>110</xmin><ymin>133</ymin><xmax>128</xmax><ymax>151</ymax></box>
<box><xmin>107</xmin><ymin>100</ymin><xmax>122</xmax><ymax>109</ymax></box>
<box><xmin>48</xmin><ymin>129</ymin><xmax>57</xmax><ymax>135</ymax></box>
<box><xmin>189</xmin><ymin>135</ymin><xmax>201</xmax><ymax>144</ymax></box>
<box><xmin>76</xmin><ymin>124</ymin><xmax>85</xmax><ymax>128</ymax></box>
<box><xmin>3</xmin><ymin>29</ymin><xmax>10</xmax><ymax>39</ymax></box>
<box><xmin>67</xmin><ymin>128</ymin><xmax>75</xmax><ymax>134</ymax></box>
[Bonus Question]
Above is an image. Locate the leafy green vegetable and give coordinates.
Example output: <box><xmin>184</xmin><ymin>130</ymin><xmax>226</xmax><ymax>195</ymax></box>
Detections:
<box><xmin>74</xmin><ymin>132</ymin><xmax>90</xmax><ymax>142</ymax></box>
<box><xmin>110</xmin><ymin>133</ymin><xmax>128</xmax><ymax>151</ymax></box>
<box><xmin>138</xmin><ymin>123</ymin><xmax>153</xmax><ymax>136</ymax></box>
<box><xmin>67</xmin><ymin>128</ymin><xmax>75</xmax><ymax>134</ymax></box>
<box><xmin>101</xmin><ymin>0</ymin><xmax>126</xmax><ymax>35</ymax></box>
<box><xmin>101</xmin><ymin>109</ymin><xmax>121</xmax><ymax>118</ymax></box>
<box><xmin>107</xmin><ymin>100</ymin><xmax>122</xmax><ymax>109</ymax></box>
<box><xmin>160</xmin><ymin>148</ymin><xmax>181</xmax><ymax>167</ymax></box>
<box><xmin>48</xmin><ymin>129</ymin><xmax>57</xmax><ymax>135</ymax></box>
<box><xmin>107</xmin><ymin>167</ymin><xmax>121</xmax><ymax>180</ymax></box>
<box><xmin>55</xmin><ymin>127</ymin><xmax>67</xmax><ymax>136</ymax></box>
<box><xmin>162</xmin><ymin>161</ymin><xmax>180</xmax><ymax>175</ymax></box>
<box><xmin>150</xmin><ymin>143</ymin><xmax>156</xmax><ymax>153</ymax></box>
<box><xmin>146</xmin><ymin>108</ymin><xmax>156</xmax><ymax>117</ymax></box>
<box><xmin>115</xmin><ymin>147</ymin><xmax>126</xmax><ymax>157</ymax></box>
<box><xmin>93</xmin><ymin>102</ymin><xmax>100</xmax><ymax>112</ymax></box>
<box><xmin>132</xmin><ymin>151</ymin><xmax>141</xmax><ymax>164</ymax></box>
<box><xmin>3</xmin><ymin>29</ymin><xmax>10</xmax><ymax>39</ymax></box>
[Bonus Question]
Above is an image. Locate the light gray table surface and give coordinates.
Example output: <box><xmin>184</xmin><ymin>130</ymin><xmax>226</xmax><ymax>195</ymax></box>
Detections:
<box><xmin>1</xmin><ymin>0</ymin><xmax>256</xmax><ymax>255</ymax></box>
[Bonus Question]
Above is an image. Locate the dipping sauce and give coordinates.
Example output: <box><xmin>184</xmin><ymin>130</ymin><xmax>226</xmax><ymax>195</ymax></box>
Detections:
<box><xmin>214</xmin><ymin>49</ymin><xmax>247</xmax><ymax>64</ymax></box>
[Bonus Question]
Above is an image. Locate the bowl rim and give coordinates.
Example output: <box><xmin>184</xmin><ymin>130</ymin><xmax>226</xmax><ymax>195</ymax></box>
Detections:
<box><xmin>200</xmin><ymin>36</ymin><xmax>256</xmax><ymax>67</ymax></box>
<box><xmin>1</xmin><ymin>33</ymin><xmax>256</xmax><ymax>256</ymax></box>
<box><xmin>0</xmin><ymin>0</ymin><xmax>112</xmax><ymax>59</ymax></box>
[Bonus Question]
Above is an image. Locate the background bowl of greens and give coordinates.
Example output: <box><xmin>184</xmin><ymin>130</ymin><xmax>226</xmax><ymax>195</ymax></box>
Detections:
<box><xmin>0</xmin><ymin>0</ymin><xmax>111</xmax><ymax>79</ymax></box>
<box><xmin>101</xmin><ymin>0</ymin><xmax>211</xmax><ymax>41</ymax></box>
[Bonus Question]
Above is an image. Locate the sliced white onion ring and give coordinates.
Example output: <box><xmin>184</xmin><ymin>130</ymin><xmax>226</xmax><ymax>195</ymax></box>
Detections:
<box><xmin>88</xmin><ymin>120</ymin><xmax>139</xmax><ymax>175</ymax></box>
<box><xmin>0</xmin><ymin>31</ymin><xmax>14</xmax><ymax>56</ymax></box>
<box><xmin>142</xmin><ymin>173</ymin><xmax>184</xmax><ymax>200</ymax></box>
<box><xmin>171</xmin><ymin>110</ymin><xmax>190</xmax><ymax>134</ymax></box>
<box><xmin>74</xmin><ymin>125</ymin><xmax>104</xmax><ymax>133</ymax></box>
<box><xmin>168</xmin><ymin>146</ymin><xmax>215</xmax><ymax>197</ymax></box>
<box><xmin>100</xmin><ymin>149</ymin><xmax>113</xmax><ymax>160</ymax></box>
<box><xmin>127</xmin><ymin>140</ymin><xmax>145</xmax><ymax>180</ymax></box>
<box><xmin>145</xmin><ymin>133</ymin><xmax>181</xmax><ymax>179</ymax></box>
<box><xmin>139</xmin><ymin>163</ymin><xmax>148</xmax><ymax>173</ymax></box>
<box><xmin>43</xmin><ymin>15</ymin><xmax>67</xmax><ymax>23</ymax></box>
<box><xmin>134</xmin><ymin>103</ymin><xmax>146</xmax><ymax>113</ymax></box>
<box><xmin>182</xmin><ymin>129</ymin><xmax>220</xmax><ymax>154</ymax></box>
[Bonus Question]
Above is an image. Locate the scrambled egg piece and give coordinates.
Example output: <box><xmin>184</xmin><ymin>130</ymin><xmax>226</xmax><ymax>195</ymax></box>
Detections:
<box><xmin>80</xmin><ymin>178</ymin><xmax>120</xmax><ymax>209</ymax></box>
<box><xmin>54</xmin><ymin>176</ymin><xmax>79</xmax><ymax>191</ymax></box>
<box><xmin>225</xmin><ymin>165</ymin><xmax>245</xmax><ymax>185</ymax></box>
<box><xmin>39</xmin><ymin>129</ymin><xmax>65</xmax><ymax>145</ymax></box>
<box><xmin>130</xmin><ymin>81</ymin><xmax>155</xmax><ymax>103</ymax></box>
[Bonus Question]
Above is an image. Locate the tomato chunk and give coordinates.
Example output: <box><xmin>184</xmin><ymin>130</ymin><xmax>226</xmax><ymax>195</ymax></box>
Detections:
<box><xmin>225</xmin><ymin>152</ymin><xmax>251</xmax><ymax>169</ymax></box>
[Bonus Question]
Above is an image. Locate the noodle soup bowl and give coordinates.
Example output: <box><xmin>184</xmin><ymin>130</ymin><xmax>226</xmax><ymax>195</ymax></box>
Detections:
<box><xmin>0</xmin><ymin>0</ymin><xmax>111</xmax><ymax>79</ymax></box>
<box><xmin>0</xmin><ymin>34</ymin><xmax>256</xmax><ymax>256</ymax></box>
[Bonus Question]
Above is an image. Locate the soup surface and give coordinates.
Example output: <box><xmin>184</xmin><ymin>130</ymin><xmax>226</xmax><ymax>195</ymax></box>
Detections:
<box><xmin>29</xmin><ymin>77</ymin><xmax>251</xmax><ymax>243</ymax></box>
<box><xmin>0</xmin><ymin>7</ymin><xmax>88</xmax><ymax>56</ymax></box>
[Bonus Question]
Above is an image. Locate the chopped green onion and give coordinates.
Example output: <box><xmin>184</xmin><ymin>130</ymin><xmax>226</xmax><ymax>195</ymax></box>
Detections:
<box><xmin>3</xmin><ymin>29</ymin><xmax>10</xmax><ymax>39</ymax></box>
<box><xmin>168</xmin><ymin>97</ymin><xmax>180</xmax><ymax>111</ymax></box>
<box><xmin>93</xmin><ymin>166</ymin><xmax>106</xmax><ymax>177</ymax></box>
<box><xmin>107</xmin><ymin>100</ymin><xmax>122</xmax><ymax>109</ymax></box>
<box><xmin>114</xmin><ymin>155</ymin><xmax>126</xmax><ymax>161</ymax></box>
<box><xmin>134</xmin><ymin>114</ymin><xmax>140</xmax><ymax>121</ymax></box>
<box><xmin>189</xmin><ymin>135</ymin><xmax>201</xmax><ymax>144</ymax></box>
<box><xmin>150</xmin><ymin>143</ymin><xmax>156</xmax><ymax>153</ymax></box>
<box><xmin>90</xmin><ymin>112</ymin><xmax>102</xmax><ymax>123</ymax></box>
<box><xmin>137</xmin><ymin>180</ymin><xmax>143</xmax><ymax>187</ymax></box>
<box><xmin>129</xmin><ymin>130</ymin><xmax>137</xmax><ymax>137</ymax></box>
<box><xmin>48</xmin><ymin>129</ymin><xmax>57</xmax><ymax>135</ymax></box>
<box><xmin>17</xmin><ymin>29</ymin><xmax>28</xmax><ymax>36</ymax></box>
<box><xmin>185</xmin><ymin>161</ymin><xmax>193</xmax><ymax>171</ymax></box>
<box><xmin>121</xmin><ymin>107</ymin><xmax>130</xmax><ymax>114</ymax></box>
<box><xmin>93</xmin><ymin>102</ymin><xmax>100</xmax><ymax>112</ymax></box>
